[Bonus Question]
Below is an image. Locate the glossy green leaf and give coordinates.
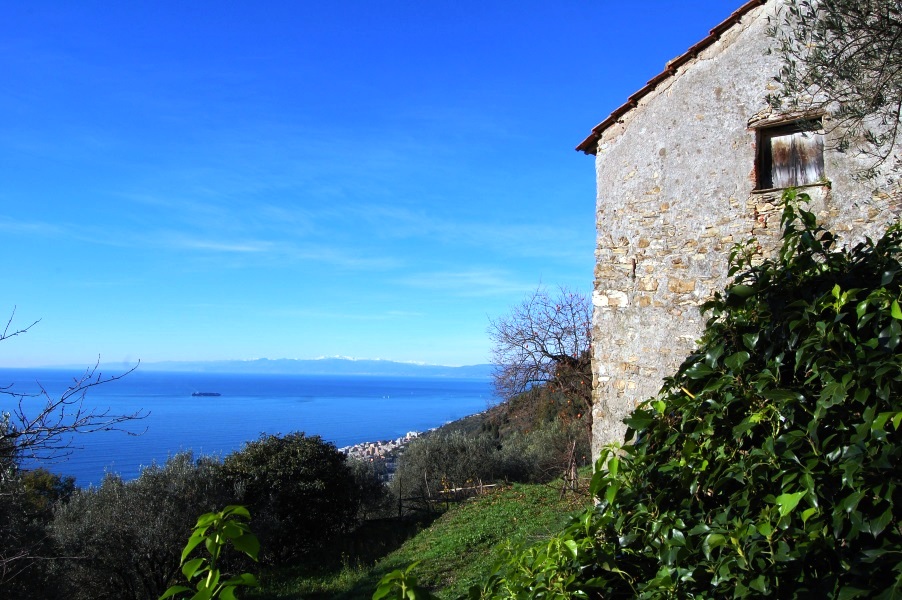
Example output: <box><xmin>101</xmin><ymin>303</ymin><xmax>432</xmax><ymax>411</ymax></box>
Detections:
<box><xmin>231</xmin><ymin>534</ymin><xmax>260</xmax><ymax>561</ymax></box>
<box><xmin>623</xmin><ymin>410</ymin><xmax>655</xmax><ymax>431</ymax></box>
<box><xmin>159</xmin><ymin>585</ymin><xmax>192</xmax><ymax>600</ymax></box>
<box><xmin>181</xmin><ymin>557</ymin><xmax>205</xmax><ymax>580</ymax></box>
<box><xmin>730</xmin><ymin>284</ymin><xmax>757</xmax><ymax>298</ymax></box>
<box><xmin>837</xmin><ymin>586</ymin><xmax>869</xmax><ymax>600</ymax></box>
<box><xmin>775</xmin><ymin>492</ymin><xmax>805</xmax><ymax>517</ymax></box>
<box><xmin>685</xmin><ymin>362</ymin><xmax>715</xmax><ymax>379</ymax></box>
<box><xmin>219</xmin><ymin>587</ymin><xmax>238</xmax><ymax>600</ymax></box>
<box><xmin>724</xmin><ymin>351</ymin><xmax>751</xmax><ymax>372</ymax></box>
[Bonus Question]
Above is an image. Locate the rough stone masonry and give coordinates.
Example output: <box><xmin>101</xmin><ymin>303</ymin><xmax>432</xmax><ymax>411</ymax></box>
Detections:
<box><xmin>579</xmin><ymin>0</ymin><xmax>902</xmax><ymax>458</ymax></box>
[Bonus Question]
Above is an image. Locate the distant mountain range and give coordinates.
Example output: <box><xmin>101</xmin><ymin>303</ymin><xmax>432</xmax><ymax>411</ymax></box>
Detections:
<box><xmin>137</xmin><ymin>358</ymin><xmax>494</xmax><ymax>379</ymax></box>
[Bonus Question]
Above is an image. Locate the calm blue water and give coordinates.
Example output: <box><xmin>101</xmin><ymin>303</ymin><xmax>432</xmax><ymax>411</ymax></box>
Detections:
<box><xmin>0</xmin><ymin>368</ymin><xmax>492</xmax><ymax>487</ymax></box>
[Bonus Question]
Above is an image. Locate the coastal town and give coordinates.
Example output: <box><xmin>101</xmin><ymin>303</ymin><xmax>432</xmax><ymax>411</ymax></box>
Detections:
<box><xmin>340</xmin><ymin>431</ymin><xmax>420</xmax><ymax>462</ymax></box>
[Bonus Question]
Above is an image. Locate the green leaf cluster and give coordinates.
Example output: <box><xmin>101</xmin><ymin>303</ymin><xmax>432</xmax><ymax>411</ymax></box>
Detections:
<box><xmin>222</xmin><ymin>432</ymin><xmax>361</xmax><ymax>564</ymax></box>
<box><xmin>373</xmin><ymin>562</ymin><xmax>439</xmax><ymax>600</ymax></box>
<box><xmin>474</xmin><ymin>190</ymin><xmax>902</xmax><ymax>598</ymax></box>
<box><xmin>767</xmin><ymin>0</ymin><xmax>902</xmax><ymax>172</ymax></box>
<box><xmin>160</xmin><ymin>505</ymin><xmax>260</xmax><ymax>600</ymax></box>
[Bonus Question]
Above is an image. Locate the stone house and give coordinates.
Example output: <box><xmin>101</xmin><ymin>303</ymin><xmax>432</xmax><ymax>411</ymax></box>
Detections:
<box><xmin>578</xmin><ymin>0</ymin><xmax>902</xmax><ymax>457</ymax></box>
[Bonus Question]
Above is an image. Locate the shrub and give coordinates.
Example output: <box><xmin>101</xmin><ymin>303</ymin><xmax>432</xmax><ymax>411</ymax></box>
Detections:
<box><xmin>391</xmin><ymin>430</ymin><xmax>498</xmax><ymax>505</ymax></box>
<box><xmin>50</xmin><ymin>452</ymin><xmax>230</xmax><ymax>600</ymax></box>
<box><xmin>221</xmin><ymin>432</ymin><xmax>360</xmax><ymax>565</ymax></box>
<box><xmin>496</xmin><ymin>419</ymin><xmax>589</xmax><ymax>484</ymax></box>
<box><xmin>477</xmin><ymin>192</ymin><xmax>902</xmax><ymax>598</ymax></box>
<box><xmin>0</xmin><ymin>468</ymin><xmax>74</xmax><ymax>599</ymax></box>
<box><xmin>346</xmin><ymin>456</ymin><xmax>392</xmax><ymax>521</ymax></box>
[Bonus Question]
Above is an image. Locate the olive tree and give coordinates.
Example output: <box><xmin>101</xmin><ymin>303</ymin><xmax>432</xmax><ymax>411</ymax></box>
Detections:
<box><xmin>768</xmin><ymin>0</ymin><xmax>902</xmax><ymax>171</ymax></box>
<box><xmin>391</xmin><ymin>430</ymin><xmax>498</xmax><ymax>508</ymax></box>
<box><xmin>50</xmin><ymin>453</ymin><xmax>231</xmax><ymax>600</ymax></box>
<box><xmin>0</xmin><ymin>468</ymin><xmax>74</xmax><ymax>599</ymax></box>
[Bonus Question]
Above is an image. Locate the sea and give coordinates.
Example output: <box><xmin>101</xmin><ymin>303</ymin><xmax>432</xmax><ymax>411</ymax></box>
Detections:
<box><xmin>0</xmin><ymin>368</ymin><xmax>493</xmax><ymax>488</ymax></box>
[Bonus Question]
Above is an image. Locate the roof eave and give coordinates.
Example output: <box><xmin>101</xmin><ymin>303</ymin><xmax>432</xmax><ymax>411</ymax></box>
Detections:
<box><xmin>576</xmin><ymin>0</ymin><xmax>768</xmax><ymax>155</ymax></box>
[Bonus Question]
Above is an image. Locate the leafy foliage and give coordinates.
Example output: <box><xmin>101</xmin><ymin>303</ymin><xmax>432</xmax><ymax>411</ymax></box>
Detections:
<box><xmin>372</xmin><ymin>562</ymin><xmax>438</xmax><ymax>600</ymax></box>
<box><xmin>0</xmin><ymin>468</ymin><xmax>74</xmax><ymax>598</ymax></box>
<box><xmin>768</xmin><ymin>0</ymin><xmax>902</xmax><ymax>172</ymax></box>
<box><xmin>51</xmin><ymin>452</ymin><xmax>232</xmax><ymax>600</ymax></box>
<box><xmin>476</xmin><ymin>192</ymin><xmax>902</xmax><ymax>598</ymax></box>
<box><xmin>160</xmin><ymin>505</ymin><xmax>260</xmax><ymax>600</ymax></box>
<box><xmin>347</xmin><ymin>457</ymin><xmax>393</xmax><ymax>521</ymax></box>
<box><xmin>222</xmin><ymin>432</ymin><xmax>360</xmax><ymax>565</ymax></box>
<box><xmin>392</xmin><ymin>430</ymin><xmax>498</xmax><ymax>504</ymax></box>
<box><xmin>392</xmin><ymin>416</ymin><xmax>589</xmax><ymax>508</ymax></box>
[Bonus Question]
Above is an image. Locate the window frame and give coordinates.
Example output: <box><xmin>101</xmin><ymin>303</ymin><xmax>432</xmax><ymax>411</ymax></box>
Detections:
<box><xmin>755</xmin><ymin>118</ymin><xmax>825</xmax><ymax>191</ymax></box>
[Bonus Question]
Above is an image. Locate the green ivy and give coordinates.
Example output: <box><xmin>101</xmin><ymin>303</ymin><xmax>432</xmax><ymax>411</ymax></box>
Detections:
<box><xmin>474</xmin><ymin>190</ymin><xmax>902</xmax><ymax>599</ymax></box>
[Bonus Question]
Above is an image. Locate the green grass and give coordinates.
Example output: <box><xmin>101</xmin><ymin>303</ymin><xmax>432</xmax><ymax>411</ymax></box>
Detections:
<box><xmin>250</xmin><ymin>478</ymin><xmax>590</xmax><ymax>599</ymax></box>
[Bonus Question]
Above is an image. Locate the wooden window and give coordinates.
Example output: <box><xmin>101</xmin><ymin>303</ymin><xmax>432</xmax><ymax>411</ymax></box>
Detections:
<box><xmin>757</xmin><ymin>120</ymin><xmax>824</xmax><ymax>189</ymax></box>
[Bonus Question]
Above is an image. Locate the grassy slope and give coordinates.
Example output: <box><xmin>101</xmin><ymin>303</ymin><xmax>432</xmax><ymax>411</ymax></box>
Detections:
<box><xmin>253</xmin><ymin>479</ymin><xmax>590</xmax><ymax>599</ymax></box>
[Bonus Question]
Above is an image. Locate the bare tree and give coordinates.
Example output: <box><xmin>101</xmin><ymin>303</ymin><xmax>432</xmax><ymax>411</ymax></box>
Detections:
<box><xmin>0</xmin><ymin>309</ymin><xmax>147</xmax><ymax>474</ymax></box>
<box><xmin>768</xmin><ymin>0</ymin><xmax>902</xmax><ymax>173</ymax></box>
<box><xmin>0</xmin><ymin>308</ymin><xmax>147</xmax><ymax>594</ymax></box>
<box><xmin>487</xmin><ymin>287</ymin><xmax>592</xmax><ymax>423</ymax></box>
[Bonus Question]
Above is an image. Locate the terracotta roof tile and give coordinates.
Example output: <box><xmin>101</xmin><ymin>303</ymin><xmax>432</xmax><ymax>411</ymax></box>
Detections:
<box><xmin>576</xmin><ymin>0</ymin><xmax>768</xmax><ymax>155</ymax></box>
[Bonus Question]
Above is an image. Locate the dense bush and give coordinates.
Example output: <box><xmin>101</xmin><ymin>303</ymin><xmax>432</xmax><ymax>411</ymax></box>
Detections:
<box><xmin>51</xmin><ymin>452</ymin><xmax>230</xmax><ymax>600</ymax></box>
<box><xmin>221</xmin><ymin>432</ymin><xmax>361</xmax><ymax>565</ymax></box>
<box><xmin>477</xmin><ymin>193</ymin><xmax>902</xmax><ymax>598</ymax></box>
<box><xmin>392</xmin><ymin>409</ymin><xmax>590</xmax><ymax>508</ymax></box>
<box><xmin>0</xmin><ymin>468</ymin><xmax>74</xmax><ymax>599</ymax></box>
<box><xmin>392</xmin><ymin>430</ymin><xmax>499</xmax><ymax>504</ymax></box>
<box><xmin>347</xmin><ymin>456</ymin><xmax>393</xmax><ymax>520</ymax></box>
<box><xmin>4</xmin><ymin>433</ymin><xmax>385</xmax><ymax>598</ymax></box>
<box><xmin>495</xmin><ymin>418</ymin><xmax>588</xmax><ymax>484</ymax></box>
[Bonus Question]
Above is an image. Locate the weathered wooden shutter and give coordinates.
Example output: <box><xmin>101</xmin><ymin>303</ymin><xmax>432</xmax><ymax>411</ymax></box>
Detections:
<box><xmin>758</xmin><ymin>121</ymin><xmax>824</xmax><ymax>189</ymax></box>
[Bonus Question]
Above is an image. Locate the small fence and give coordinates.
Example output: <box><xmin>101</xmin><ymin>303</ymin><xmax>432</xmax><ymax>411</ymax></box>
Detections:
<box><xmin>396</xmin><ymin>481</ymin><xmax>498</xmax><ymax>517</ymax></box>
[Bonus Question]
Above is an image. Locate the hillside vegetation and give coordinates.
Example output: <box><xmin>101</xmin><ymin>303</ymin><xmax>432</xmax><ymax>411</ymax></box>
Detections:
<box><xmin>0</xmin><ymin>338</ymin><xmax>590</xmax><ymax>599</ymax></box>
<box><xmin>252</xmin><ymin>478</ymin><xmax>588</xmax><ymax>599</ymax></box>
<box><xmin>5</xmin><ymin>194</ymin><xmax>899</xmax><ymax>600</ymax></box>
<box><xmin>472</xmin><ymin>193</ymin><xmax>902</xmax><ymax>598</ymax></box>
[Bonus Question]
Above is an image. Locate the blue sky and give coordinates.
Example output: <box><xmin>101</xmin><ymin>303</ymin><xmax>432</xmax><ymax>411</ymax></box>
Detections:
<box><xmin>1</xmin><ymin>1</ymin><xmax>738</xmax><ymax>368</ymax></box>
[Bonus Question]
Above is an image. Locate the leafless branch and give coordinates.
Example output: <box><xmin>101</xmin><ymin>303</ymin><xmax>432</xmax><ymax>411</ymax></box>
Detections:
<box><xmin>487</xmin><ymin>286</ymin><xmax>593</xmax><ymax>420</ymax></box>
<box><xmin>0</xmin><ymin>310</ymin><xmax>148</xmax><ymax>590</ymax></box>
<box><xmin>1</xmin><ymin>307</ymin><xmax>39</xmax><ymax>343</ymax></box>
<box><xmin>1</xmin><ymin>359</ymin><xmax>147</xmax><ymax>468</ymax></box>
<box><xmin>1</xmin><ymin>310</ymin><xmax>148</xmax><ymax>472</ymax></box>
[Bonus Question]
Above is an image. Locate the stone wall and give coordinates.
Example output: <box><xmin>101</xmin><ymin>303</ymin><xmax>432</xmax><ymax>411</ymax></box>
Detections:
<box><xmin>588</xmin><ymin>0</ymin><xmax>902</xmax><ymax>457</ymax></box>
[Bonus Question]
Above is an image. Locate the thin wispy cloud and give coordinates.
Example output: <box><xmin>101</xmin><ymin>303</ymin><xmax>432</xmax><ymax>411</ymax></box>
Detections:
<box><xmin>0</xmin><ymin>217</ymin><xmax>63</xmax><ymax>237</ymax></box>
<box><xmin>265</xmin><ymin>307</ymin><xmax>423</xmax><ymax>322</ymax></box>
<box><xmin>1</xmin><ymin>0</ymin><xmax>727</xmax><ymax>367</ymax></box>
<box><xmin>396</xmin><ymin>269</ymin><xmax>534</xmax><ymax>297</ymax></box>
<box><xmin>353</xmin><ymin>203</ymin><xmax>590</xmax><ymax>261</ymax></box>
<box><xmin>172</xmin><ymin>239</ymin><xmax>272</xmax><ymax>253</ymax></box>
